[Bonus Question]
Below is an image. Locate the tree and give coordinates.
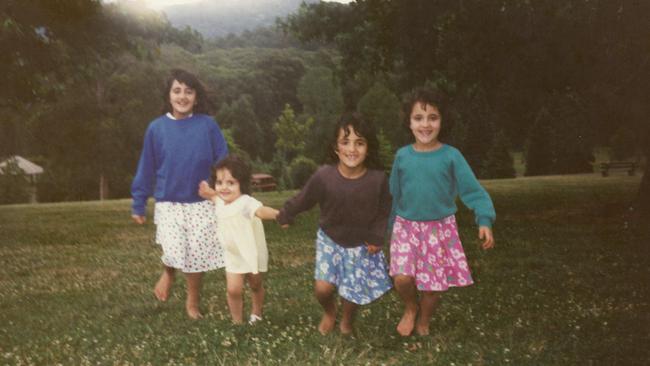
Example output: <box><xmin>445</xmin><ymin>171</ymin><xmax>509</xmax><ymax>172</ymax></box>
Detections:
<box><xmin>220</xmin><ymin>95</ymin><xmax>263</xmax><ymax>159</ymax></box>
<box><xmin>272</xmin><ymin>104</ymin><xmax>313</xmax><ymax>189</ymax></box>
<box><xmin>482</xmin><ymin>131</ymin><xmax>516</xmax><ymax>179</ymax></box>
<box><xmin>297</xmin><ymin>66</ymin><xmax>344</xmax><ymax>162</ymax></box>
<box><xmin>524</xmin><ymin>108</ymin><xmax>554</xmax><ymax>177</ymax></box>
<box><xmin>357</xmin><ymin>81</ymin><xmax>404</xmax><ymax>149</ymax></box>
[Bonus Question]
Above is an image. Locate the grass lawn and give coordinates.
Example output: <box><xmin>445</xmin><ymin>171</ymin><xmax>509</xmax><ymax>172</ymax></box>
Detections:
<box><xmin>0</xmin><ymin>173</ymin><xmax>648</xmax><ymax>365</ymax></box>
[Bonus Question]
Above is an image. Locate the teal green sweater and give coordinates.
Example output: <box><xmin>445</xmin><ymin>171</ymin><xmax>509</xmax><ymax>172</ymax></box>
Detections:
<box><xmin>389</xmin><ymin>144</ymin><xmax>495</xmax><ymax>228</ymax></box>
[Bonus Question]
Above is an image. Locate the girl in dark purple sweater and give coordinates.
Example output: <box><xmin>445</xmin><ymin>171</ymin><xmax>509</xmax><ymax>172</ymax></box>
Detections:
<box><xmin>278</xmin><ymin>112</ymin><xmax>392</xmax><ymax>335</ymax></box>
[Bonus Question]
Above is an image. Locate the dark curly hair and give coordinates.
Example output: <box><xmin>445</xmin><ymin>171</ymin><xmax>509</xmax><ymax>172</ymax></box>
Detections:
<box><xmin>326</xmin><ymin>112</ymin><xmax>383</xmax><ymax>170</ymax></box>
<box><xmin>401</xmin><ymin>87</ymin><xmax>446</xmax><ymax>131</ymax></box>
<box><xmin>210</xmin><ymin>155</ymin><xmax>252</xmax><ymax>195</ymax></box>
<box><xmin>162</xmin><ymin>68</ymin><xmax>211</xmax><ymax>115</ymax></box>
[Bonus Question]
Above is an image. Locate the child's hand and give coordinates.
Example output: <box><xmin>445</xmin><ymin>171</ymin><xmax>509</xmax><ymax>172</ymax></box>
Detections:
<box><xmin>366</xmin><ymin>243</ymin><xmax>381</xmax><ymax>254</ymax></box>
<box><xmin>198</xmin><ymin>180</ymin><xmax>216</xmax><ymax>200</ymax></box>
<box><xmin>132</xmin><ymin>215</ymin><xmax>146</xmax><ymax>225</ymax></box>
<box><xmin>478</xmin><ymin>226</ymin><xmax>494</xmax><ymax>249</ymax></box>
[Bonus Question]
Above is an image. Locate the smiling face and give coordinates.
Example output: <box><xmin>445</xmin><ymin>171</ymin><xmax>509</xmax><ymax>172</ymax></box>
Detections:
<box><xmin>168</xmin><ymin>79</ymin><xmax>197</xmax><ymax>119</ymax></box>
<box><xmin>335</xmin><ymin>126</ymin><xmax>368</xmax><ymax>175</ymax></box>
<box><xmin>214</xmin><ymin>168</ymin><xmax>242</xmax><ymax>204</ymax></box>
<box><xmin>409</xmin><ymin>102</ymin><xmax>442</xmax><ymax>151</ymax></box>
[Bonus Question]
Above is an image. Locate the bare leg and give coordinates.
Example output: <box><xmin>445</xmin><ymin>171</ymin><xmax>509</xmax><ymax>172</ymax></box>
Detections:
<box><xmin>393</xmin><ymin>275</ymin><xmax>418</xmax><ymax>336</ymax></box>
<box><xmin>184</xmin><ymin>272</ymin><xmax>203</xmax><ymax>319</ymax></box>
<box><xmin>247</xmin><ymin>273</ymin><xmax>265</xmax><ymax>318</ymax></box>
<box><xmin>154</xmin><ymin>266</ymin><xmax>175</xmax><ymax>302</ymax></box>
<box><xmin>314</xmin><ymin>280</ymin><xmax>337</xmax><ymax>335</ymax></box>
<box><xmin>226</xmin><ymin>272</ymin><xmax>246</xmax><ymax>324</ymax></box>
<box><xmin>339</xmin><ymin>298</ymin><xmax>358</xmax><ymax>335</ymax></box>
<box><xmin>416</xmin><ymin>292</ymin><xmax>440</xmax><ymax>335</ymax></box>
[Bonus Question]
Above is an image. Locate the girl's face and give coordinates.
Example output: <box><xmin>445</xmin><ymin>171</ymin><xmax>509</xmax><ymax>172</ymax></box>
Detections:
<box><xmin>169</xmin><ymin>79</ymin><xmax>197</xmax><ymax>119</ymax></box>
<box><xmin>215</xmin><ymin>168</ymin><xmax>242</xmax><ymax>204</ymax></box>
<box><xmin>409</xmin><ymin>102</ymin><xmax>441</xmax><ymax>149</ymax></box>
<box><xmin>335</xmin><ymin>126</ymin><xmax>368</xmax><ymax>172</ymax></box>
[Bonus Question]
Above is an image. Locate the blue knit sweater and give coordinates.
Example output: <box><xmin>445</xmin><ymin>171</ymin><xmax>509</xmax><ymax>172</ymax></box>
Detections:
<box><xmin>131</xmin><ymin>114</ymin><xmax>228</xmax><ymax>216</ymax></box>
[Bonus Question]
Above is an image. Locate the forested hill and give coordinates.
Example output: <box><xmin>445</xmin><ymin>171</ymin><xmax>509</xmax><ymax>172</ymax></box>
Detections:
<box><xmin>161</xmin><ymin>0</ymin><xmax>318</xmax><ymax>37</ymax></box>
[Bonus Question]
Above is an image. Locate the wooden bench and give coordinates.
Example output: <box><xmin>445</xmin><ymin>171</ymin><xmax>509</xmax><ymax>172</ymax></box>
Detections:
<box><xmin>600</xmin><ymin>161</ymin><xmax>636</xmax><ymax>177</ymax></box>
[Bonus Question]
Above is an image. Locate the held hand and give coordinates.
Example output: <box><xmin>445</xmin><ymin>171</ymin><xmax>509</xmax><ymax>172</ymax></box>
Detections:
<box><xmin>198</xmin><ymin>180</ymin><xmax>216</xmax><ymax>200</ymax></box>
<box><xmin>478</xmin><ymin>226</ymin><xmax>494</xmax><ymax>250</ymax></box>
<box><xmin>132</xmin><ymin>215</ymin><xmax>146</xmax><ymax>225</ymax></box>
<box><xmin>366</xmin><ymin>243</ymin><xmax>381</xmax><ymax>254</ymax></box>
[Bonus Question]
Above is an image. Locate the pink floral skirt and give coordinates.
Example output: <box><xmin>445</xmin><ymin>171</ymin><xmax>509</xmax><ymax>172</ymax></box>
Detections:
<box><xmin>389</xmin><ymin>215</ymin><xmax>473</xmax><ymax>291</ymax></box>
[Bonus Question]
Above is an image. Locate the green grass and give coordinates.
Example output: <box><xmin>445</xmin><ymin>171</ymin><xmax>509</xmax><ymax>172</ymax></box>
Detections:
<box><xmin>0</xmin><ymin>174</ymin><xmax>648</xmax><ymax>365</ymax></box>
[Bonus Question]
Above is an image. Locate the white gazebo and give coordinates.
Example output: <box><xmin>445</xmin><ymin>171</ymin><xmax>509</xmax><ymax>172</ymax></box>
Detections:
<box><xmin>0</xmin><ymin>156</ymin><xmax>44</xmax><ymax>202</ymax></box>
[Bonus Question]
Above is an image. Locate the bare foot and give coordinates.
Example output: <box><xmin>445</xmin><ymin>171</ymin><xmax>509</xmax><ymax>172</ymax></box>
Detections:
<box><xmin>339</xmin><ymin>321</ymin><xmax>354</xmax><ymax>335</ymax></box>
<box><xmin>415</xmin><ymin>319</ymin><xmax>430</xmax><ymax>336</ymax></box>
<box><xmin>185</xmin><ymin>302</ymin><xmax>203</xmax><ymax>320</ymax></box>
<box><xmin>318</xmin><ymin>311</ymin><xmax>337</xmax><ymax>335</ymax></box>
<box><xmin>397</xmin><ymin>308</ymin><xmax>417</xmax><ymax>336</ymax></box>
<box><xmin>154</xmin><ymin>271</ymin><xmax>174</xmax><ymax>301</ymax></box>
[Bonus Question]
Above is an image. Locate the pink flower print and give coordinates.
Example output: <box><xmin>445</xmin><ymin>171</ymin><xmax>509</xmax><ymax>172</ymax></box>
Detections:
<box><xmin>416</xmin><ymin>272</ymin><xmax>430</xmax><ymax>283</ymax></box>
<box><xmin>427</xmin><ymin>254</ymin><xmax>437</xmax><ymax>264</ymax></box>
<box><xmin>395</xmin><ymin>256</ymin><xmax>408</xmax><ymax>266</ymax></box>
<box><xmin>451</xmin><ymin>248</ymin><xmax>463</xmax><ymax>259</ymax></box>
<box><xmin>458</xmin><ymin>277</ymin><xmax>467</xmax><ymax>286</ymax></box>
<box><xmin>399</xmin><ymin>243</ymin><xmax>410</xmax><ymax>253</ymax></box>
<box><xmin>436</xmin><ymin>268</ymin><xmax>444</xmax><ymax>277</ymax></box>
<box><xmin>458</xmin><ymin>260</ymin><xmax>468</xmax><ymax>270</ymax></box>
<box><xmin>416</xmin><ymin>260</ymin><xmax>424</xmax><ymax>270</ymax></box>
<box><xmin>444</xmin><ymin>229</ymin><xmax>452</xmax><ymax>238</ymax></box>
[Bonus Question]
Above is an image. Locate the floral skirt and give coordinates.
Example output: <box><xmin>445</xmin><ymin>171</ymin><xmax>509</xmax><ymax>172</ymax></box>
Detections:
<box><xmin>389</xmin><ymin>215</ymin><xmax>473</xmax><ymax>291</ymax></box>
<box><xmin>154</xmin><ymin>201</ymin><xmax>224</xmax><ymax>273</ymax></box>
<box><xmin>315</xmin><ymin>229</ymin><xmax>392</xmax><ymax>305</ymax></box>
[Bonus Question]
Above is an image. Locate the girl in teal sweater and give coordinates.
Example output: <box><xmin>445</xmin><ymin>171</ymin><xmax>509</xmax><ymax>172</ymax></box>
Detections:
<box><xmin>389</xmin><ymin>87</ymin><xmax>496</xmax><ymax>336</ymax></box>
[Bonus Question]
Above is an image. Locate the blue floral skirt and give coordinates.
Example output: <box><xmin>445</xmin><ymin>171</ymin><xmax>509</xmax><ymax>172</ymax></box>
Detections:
<box><xmin>315</xmin><ymin>229</ymin><xmax>392</xmax><ymax>305</ymax></box>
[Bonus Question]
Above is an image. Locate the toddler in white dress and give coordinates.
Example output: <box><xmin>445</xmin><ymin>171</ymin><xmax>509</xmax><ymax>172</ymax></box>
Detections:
<box><xmin>200</xmin><ymin>155</ymin><xmax>278</xmax><ymax>324</ymax></box>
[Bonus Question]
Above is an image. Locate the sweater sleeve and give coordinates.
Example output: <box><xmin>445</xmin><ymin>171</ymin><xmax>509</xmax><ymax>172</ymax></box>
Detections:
<box><xmin>452</xmin><ymin>150</ymin><xmax>496</xmax><ymax>228</ymax></box>
<box><xmin>131</xmin><ymin>125</ymin><xmax>156</xmax><ymax>216</ymax></box>
<box><xmin>277</xmin><ymin>169</ymin><xmax>322</xmax><ymax>226</ymax></box>
<box><xmin>387</xmin><ymin>152</ymin><xmax>402</xmax><ymax>231</ymax></box>
<box><xmin>210</xmin><ymin>121</ymin><xmax>229</xmax><ymax>163</ymax></box>
<box><xmin>367</xmin><ymin>173</ymin><xmax>392</xmax><ymax>246</ymax></box>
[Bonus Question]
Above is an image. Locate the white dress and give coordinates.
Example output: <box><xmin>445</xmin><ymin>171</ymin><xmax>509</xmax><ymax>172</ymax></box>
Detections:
<box><xmin>214</xmin><ymin>195</ymin><xmax>268</xmax><ymax>274</ymax></box>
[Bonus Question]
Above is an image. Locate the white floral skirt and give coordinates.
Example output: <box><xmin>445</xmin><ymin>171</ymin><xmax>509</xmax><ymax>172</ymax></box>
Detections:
<box><xmin>154</xmin><ymin>201</ymin><xmax>224</xmax><ymax>273</ymax></box>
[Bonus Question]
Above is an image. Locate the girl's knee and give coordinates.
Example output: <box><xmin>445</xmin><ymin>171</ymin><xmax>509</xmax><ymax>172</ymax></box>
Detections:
<box><xmin>227</xmin><ymin>284</ymin><xmax>244</xmax><ymax>298</ymax></box>
<box><xmin>393</xmin><ymin>275</ymin><xmax>415</xmax><ymax>290</ymax></box>
<box><xmin>314</xmin><ymin>281</ymin><xmax>335</xmax><ymax>299</ymax></box>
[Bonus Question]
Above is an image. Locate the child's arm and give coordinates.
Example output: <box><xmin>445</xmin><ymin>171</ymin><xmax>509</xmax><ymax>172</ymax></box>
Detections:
<box><xmin>255</xmin><ymin>206</ymin><xmax>279</xmax><ymax>220</ymax></box>
<box><xmin>277</xmin><ymin>168</ymin><xmax>322</xmax><ymax>227</ymax></box>
<box><xmin>479</xmin><ymin>226</ymin><xmax>494</xmax><ymax>249</ymax></box>
<box><xmin>198</xmin><ymin>180</ymin><xmax>217</xmax><ymax>201</ymax></box>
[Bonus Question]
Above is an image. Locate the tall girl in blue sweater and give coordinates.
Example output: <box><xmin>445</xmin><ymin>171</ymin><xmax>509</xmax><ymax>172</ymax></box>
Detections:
<box><xmin>389</xmin><ymin>87</ymin><xmax>495</xmax><ymax>336</ymax></box>
<box><xmin>131</xmin><ymin>69</ymin><xmax>228</xmax><ymax>319</ymax></box>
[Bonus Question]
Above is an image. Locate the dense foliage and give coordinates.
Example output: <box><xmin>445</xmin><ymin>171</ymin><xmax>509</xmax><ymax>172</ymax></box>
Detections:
<box><xmin>2</xmin><ymin>0</ymin><xmax>648</xmax><ymax>207</ymax></box>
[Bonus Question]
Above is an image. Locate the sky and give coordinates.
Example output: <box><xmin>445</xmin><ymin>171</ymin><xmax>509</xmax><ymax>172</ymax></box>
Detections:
<box><xmin>142</xmin><ymin>0</ymin><xmax>353</xmax><ymax>11</ymax></box>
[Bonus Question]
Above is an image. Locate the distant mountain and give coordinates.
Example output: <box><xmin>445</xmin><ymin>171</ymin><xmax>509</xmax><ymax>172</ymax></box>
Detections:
<box><xmin>160</xmin><ymin>0</ymin><xmax>319</xmax><ymax>38</ymax></box>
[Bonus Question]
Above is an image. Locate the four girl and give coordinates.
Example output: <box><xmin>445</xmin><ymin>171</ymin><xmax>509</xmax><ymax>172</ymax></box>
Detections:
<box><xmin>199</xmin><ymin>156</ymin><xmax>278</xmax><ymax>324</ymax></box>
<box><xmin>389</xmin><ymin>87</ymin><xmax>495</xmax><ymax>336</ymax></box>
<box><xmin>277</xmin><ymin>113</ymin><xmax>393</xmax><ymax>334</ymax></box>
<box><xmin>131</xmin><ymin>69</ymin><xmax>228</xmax><ymax>319</ymax></box>
<box><xmin>132</xmin><ymin>69</ymin><xmax>495</xmax><ymax>337</ymax></box>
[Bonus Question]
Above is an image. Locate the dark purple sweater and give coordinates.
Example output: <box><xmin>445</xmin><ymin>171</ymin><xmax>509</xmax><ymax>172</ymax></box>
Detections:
<box><xmin>277</xmin><ymin>165</ymin><xmax>391</xmax><ymax>248</ymax></box>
